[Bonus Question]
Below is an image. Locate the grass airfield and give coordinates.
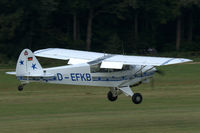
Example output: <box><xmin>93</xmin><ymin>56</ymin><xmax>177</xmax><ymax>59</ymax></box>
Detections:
<box><xmin>0</xmin><ymin>64</ymin><xmax>200</xmax><ymax>133</ymax></box>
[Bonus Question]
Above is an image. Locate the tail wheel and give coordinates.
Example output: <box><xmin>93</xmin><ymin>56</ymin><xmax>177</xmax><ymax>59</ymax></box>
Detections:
<box><xmin>18</xmin><ymin>85</ymin><xmax>23</xmax><ymax>91</ymax></box>
<box><xmin>107</xmin><ymin>91</ymin><xmax>118</xmax><ymax>102</ymax></box>
<box><xmin>132</xmin><ymin>93</ymin><xmax>142</xmax><ymax>104</ymax></box>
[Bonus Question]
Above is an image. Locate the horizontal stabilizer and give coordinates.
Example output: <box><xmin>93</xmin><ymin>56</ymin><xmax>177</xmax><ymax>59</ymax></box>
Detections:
<box><xmin>6</xmin><ymin>72</ymin><xmax>16</xmax><ymax>75</ymax></box>
<box><xmin>6</xmin><ymin>71</ymin><xmax>54</xmax><ymax>78</ymax></box>
<box><xmin>23</xmin><ymin>73</ymin><xmax>55</xmax><ymax>77</ymax></box>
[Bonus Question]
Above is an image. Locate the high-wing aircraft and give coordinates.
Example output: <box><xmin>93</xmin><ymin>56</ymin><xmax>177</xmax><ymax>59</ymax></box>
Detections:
<box><xmin>6</xmin><ymin>48</ymin><xmax>192</xmax><ymax>104</ymax></box>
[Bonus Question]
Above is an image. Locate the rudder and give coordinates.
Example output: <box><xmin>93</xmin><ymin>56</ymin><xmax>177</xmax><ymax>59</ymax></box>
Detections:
<box><xmin>16</xmin><ymin>49</ymin><xmax>43</xmax><ymax>76</ymax></box>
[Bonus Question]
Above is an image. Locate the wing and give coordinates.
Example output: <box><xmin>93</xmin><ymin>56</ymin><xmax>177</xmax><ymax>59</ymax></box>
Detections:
<box><xmin>34</xmin><ymin>48</ymin><xmax>105</xmax><ymax>64</ymax></box>
<box><xmin>89</xmin><ymin>54</ymin><xmax>192</xmax><ymax>68</ymax></box>
<box><xmin>102</xmin><ymin>55</ymin><xmax>192</xmax><ymax>67</ymax></box>
<box><xmin>34</xmin><ymin>48</ymin><xmax>192</xmax><ymax>68</ymax></box>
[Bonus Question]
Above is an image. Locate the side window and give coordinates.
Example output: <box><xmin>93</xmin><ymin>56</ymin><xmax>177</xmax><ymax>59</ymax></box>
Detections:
<box><xmin>90</xmin><ymin>64</ymin><xmax>100</xmax><ymax>73</ymax></box>
<box><xmin>90</xmin><ymin>64</ymin><xmax>132</xmax><ymax>73</ymax></box>
<box><xmin>123</xmin><ymin>65</ymin><xmax>131</xmax><ymax>70</ymax></box>
<box><xmin>90</xmin><ymin>64</ymin><xmax>109</xmax><ymax>73</ymax></box>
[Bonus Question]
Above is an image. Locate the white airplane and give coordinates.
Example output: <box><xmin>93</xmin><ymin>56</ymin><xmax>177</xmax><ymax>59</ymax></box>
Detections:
<box><xmin>6</xmin><ymin>48</ymin><xmax>192</xmax><ymax>104</ymax></box>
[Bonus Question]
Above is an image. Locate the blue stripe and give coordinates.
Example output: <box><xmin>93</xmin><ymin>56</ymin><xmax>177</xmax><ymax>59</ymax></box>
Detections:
<box><xmin>161</xmin><ymin>58</ymin><xmax>175</xmax><ymax>65</ymax></box>
<box><xmin>17</xmin><ymin>76</ymin><xmax>57</xmax><ymax>82</ymax></box>
<box><xmin>92</xmin><ymin>72</ymin><xmax>154</xmax><ymax>82</ymax></box>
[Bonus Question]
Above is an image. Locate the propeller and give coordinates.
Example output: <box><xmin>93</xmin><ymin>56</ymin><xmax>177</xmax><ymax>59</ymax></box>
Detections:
<box><xmin>155</xmin><ymin>69</ymin><xmax>165</xmax><ymax>76</ymax></box>
<box><xmin>150</xmin><ymin>69</ymin><xmax>165</xmax><ymax>88</ymax></box>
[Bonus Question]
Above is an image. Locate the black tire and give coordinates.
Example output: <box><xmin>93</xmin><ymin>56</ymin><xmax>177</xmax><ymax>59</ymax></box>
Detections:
<box><xmin>18</xmin><ymin>85</ymin><xmax>23</xmax><ymax>91</ymax></box>
<box><xmin>132</xmin><ymin>93</ymin><xmax>142</xmax><ymax>104</ymax></box>
<box><xmin>107</xmin><ymin>91</ymin><xmax>118</xmax><ymax>102</ymax></box>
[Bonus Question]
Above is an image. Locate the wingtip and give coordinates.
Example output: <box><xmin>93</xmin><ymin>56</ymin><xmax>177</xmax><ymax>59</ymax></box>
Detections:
<box><xmin>181</xmin><ymin>58</ymin><xmax>193</xmax><ymax>63</ymax></box>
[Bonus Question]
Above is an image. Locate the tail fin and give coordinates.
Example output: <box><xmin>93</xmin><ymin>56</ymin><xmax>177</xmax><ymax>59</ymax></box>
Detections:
<box><xmin>16</xmin><ymin>49</ymin><xmax>43</xmax><ymax>76</ymax></box>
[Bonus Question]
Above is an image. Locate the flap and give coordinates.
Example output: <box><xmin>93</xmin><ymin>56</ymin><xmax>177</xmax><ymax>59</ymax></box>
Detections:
<box><xmin>68</xmin><ymin>58</ymin><xmax>89</xmax><ymax>65</ymax></box>
<box><xmin>100</xmin><ymin>61</ymin><xmax>123</xmax><ymax>69</ymax></box>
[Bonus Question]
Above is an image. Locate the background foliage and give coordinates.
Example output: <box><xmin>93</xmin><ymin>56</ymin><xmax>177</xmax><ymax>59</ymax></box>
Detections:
<box><xmin>0</xmin><ymin>0</ymin><xmax>200</xmax><ymax>61</ymax></box>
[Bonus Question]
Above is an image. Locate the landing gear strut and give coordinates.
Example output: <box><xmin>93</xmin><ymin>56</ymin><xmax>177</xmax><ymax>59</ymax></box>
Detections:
<box><xmin>132</xmin><ymin>93</ymin><xmax>143</xmax><ymax>104</ymax></box>
<box><xmin>107</xmin><ymin>91</ymin><xmax>118</xmax><ymax>102</ymax></box>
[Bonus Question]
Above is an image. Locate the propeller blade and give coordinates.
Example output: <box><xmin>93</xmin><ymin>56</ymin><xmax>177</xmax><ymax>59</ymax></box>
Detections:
<box><xmin>155</xmin><ymin>70</ymin><xmax>165</xmax><ymax>76</ymax></box>
<box><xmin>150</xmin><ymin>70</ymin><xmax>164</xmax><ymax>88</ymax></box>
<box><xmin>150</xmin><ymin>77</ymin><xmax>154</xmax><ymax>88</ymax></box>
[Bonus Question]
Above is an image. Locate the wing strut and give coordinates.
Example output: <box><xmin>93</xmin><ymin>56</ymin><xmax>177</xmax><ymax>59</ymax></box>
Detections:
<box><xmin>119</xmin><ymin>86</ymin><xmax>134</xmax><ymax>97</ymax></box>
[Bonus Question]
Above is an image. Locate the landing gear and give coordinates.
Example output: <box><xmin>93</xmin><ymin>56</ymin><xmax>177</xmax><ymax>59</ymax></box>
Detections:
<box><xmin>18</xmin><ymin>85</ymin><xmax>23</xmax><ymax>91</ymax></box>
<box><xmin>18</xmin><ymin>84</ymin><xmax>26</xmax><ymax>91</ymax></box>
<box><xmin>107</xmin><ymin>87</ymin><xmax>143</xmax><ymax>104</ymax></box>
<box><xmin>132</xmin><ymin>93</ymin><xmax>143</xmax><ymax>104</ymax></box>
<box><xmin>107</xmin><ymin>91</ymin><xmax>118</xmax><ymax>102</ymax></box>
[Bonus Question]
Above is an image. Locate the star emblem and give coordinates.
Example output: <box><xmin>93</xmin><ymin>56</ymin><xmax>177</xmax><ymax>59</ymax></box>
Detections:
<box><xmin>19</xmin><ymin>60</ymin><xmax>24</xmax><ymax>65</ymax></box>
<box><xmin>32</xmin><ymin>63</ymin><xmax>37</xmax><ymax>70</ymax></box>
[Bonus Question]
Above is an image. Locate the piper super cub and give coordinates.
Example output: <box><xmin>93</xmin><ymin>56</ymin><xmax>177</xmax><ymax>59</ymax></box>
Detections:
<box><xmin>6</xmin><ymin>48</ymin><xmax>192</xmax><ymax>104</ymax></box>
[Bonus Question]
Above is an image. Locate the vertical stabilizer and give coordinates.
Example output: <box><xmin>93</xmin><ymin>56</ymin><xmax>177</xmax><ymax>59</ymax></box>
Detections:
<box><xmin>16</xmin><ymin>49</ymin><xmax>43</xmax><ymax>76</ymax></box>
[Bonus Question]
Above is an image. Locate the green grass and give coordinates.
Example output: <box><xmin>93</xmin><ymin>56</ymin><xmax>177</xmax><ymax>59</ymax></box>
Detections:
<box><xmin>0</xmin><ymin>64</ymin><xmax>200</xmax><ymax>133</ymax></box>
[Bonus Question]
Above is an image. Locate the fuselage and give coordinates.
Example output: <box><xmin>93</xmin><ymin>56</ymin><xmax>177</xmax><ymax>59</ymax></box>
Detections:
<box><xmin>17</xmin><ymin>63</ymin><xmax>156</xmax><ymax>88</ymax></box>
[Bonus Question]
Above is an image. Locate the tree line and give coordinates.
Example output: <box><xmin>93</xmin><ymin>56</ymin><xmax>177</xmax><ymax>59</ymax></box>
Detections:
<box><xmin>0</xmin><ymin>0</ymin><xmax>200</xmax><ymax>60</ymax></box>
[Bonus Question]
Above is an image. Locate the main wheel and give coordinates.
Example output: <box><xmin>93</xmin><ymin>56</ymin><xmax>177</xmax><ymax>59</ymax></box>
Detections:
<box><xmin>107</xmin><ymin>91</ymin><xmax>118</xmax><ymax>102</ymax></box>
<box><xmin>132</xmin><ymin>93</ymin><xmax>142</xmax><ymax>104</ymax></box>
<box><xmin>18</xmin><ymin>85</ymin><xmax>23</xmax><ymax>91</ymax></box>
